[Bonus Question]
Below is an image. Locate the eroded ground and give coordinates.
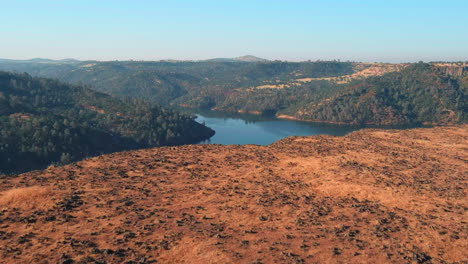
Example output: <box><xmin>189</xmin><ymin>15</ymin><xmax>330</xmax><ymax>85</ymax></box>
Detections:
<box><xmin>0</xmin><ymin>126</ymin><xmax>467</xmax><ymax>263</ymax></box>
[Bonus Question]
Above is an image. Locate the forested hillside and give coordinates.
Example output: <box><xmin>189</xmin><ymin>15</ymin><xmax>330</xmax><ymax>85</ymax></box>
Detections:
<box><xmin>0</xmin><ymin>59</ymin><xmax>466</xmax><ymax>125</ymax></box>
<box><xmin>0</xmin><ymin>72</ymin><xmax>214</xmax><ymax>173</ymax></box>
<box><xmin>294</xmin><ymin>63</ymin><xmax>467</xmax><ymax>125</ymax></box>
<box><xmin>0</xmin><ymin>60</ymin><xmax>355</xmax><ymax>106</ymax></box>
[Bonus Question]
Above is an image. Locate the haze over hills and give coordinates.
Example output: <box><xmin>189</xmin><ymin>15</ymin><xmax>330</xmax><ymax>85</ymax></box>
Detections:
<box><xmin>203</xmin><ymin>55</ymin><xmax>269</xmax><ymax>62</ymax></box>
<box><xmin>233</xmin><ymin>55</ymin><xmax>269</xmax><ymax>62</ymax></box>
<box><xmin>0</xmin><ymin>58</ymin><xmax>82</xmax><ymax>65</ymax></box>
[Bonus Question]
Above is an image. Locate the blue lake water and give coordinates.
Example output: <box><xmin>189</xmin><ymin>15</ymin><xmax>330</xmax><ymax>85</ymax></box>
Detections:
<box><xmin>194</xmin><ymin>110</ymin><xmax>363</xmax><ymax>145</ymax></box>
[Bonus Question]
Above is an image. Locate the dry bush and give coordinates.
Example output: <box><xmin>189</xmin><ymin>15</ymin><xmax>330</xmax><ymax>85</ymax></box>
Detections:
<box><xmin>0</xmin><ymin>186</ymin><xmax>54</xmax><ymax>210</ymax></box>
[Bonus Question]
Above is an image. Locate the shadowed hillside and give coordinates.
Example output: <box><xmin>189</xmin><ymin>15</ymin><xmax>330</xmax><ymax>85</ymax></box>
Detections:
<box><xmin>0</xmin><ymin>72</ymin><xmax>214</xmax><ymax>173</ymax></box>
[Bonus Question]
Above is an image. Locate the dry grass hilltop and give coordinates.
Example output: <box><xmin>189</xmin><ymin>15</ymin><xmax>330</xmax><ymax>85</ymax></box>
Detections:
<box><xmin>0</xmin><ymin>126</ymin><xmax>467</xmax><ymax>263</ymax></box>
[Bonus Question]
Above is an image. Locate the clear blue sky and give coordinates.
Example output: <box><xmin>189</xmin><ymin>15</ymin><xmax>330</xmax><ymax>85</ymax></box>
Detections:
<box><xmin>1</xmin><ymin>0</ymin><xmax>467</xmax><ymax>62</ymax></box>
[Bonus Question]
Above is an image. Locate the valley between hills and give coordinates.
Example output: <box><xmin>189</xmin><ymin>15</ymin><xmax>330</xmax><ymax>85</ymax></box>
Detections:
<box><xmin>3</xmin><ymin>58</ymin><xmax>466</xmax><ymax>173</ymax></box>
<box><xmin>0</xmin><ymin>125</ymin><xmax>466</xmax><ymax>263</ymax></box>
<box><xmin>1</xmin><ymin>59</ymin><xmax>466</xmax><ymax>126</ymax></box>
<box><xmin>2</xmin><ymin>2</ymin><xmax>468</xmax><ymax>264</ymax></box>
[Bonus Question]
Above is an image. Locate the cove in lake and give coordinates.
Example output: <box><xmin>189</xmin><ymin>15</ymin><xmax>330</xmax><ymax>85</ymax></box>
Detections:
<box><xmin>191</xmin><ymin>109</ymin><xmax>425</xmax><ymax>145</ymax></box>
<box><xmin>193</xmin><ymin>110</ymin><xmax>360</xmax><ymax>145</ymax></box>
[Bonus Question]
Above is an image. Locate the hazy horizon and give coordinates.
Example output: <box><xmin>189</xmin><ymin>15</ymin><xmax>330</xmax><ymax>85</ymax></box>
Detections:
<box><xmin>1</xmin><ymin>55</ymin><xmax>468</xmax><ymax>64</ymax></box>
<box><xmin>1</xmin><ymin>0</ymin><xmax>468</xmax><ymax>63</ymax></box>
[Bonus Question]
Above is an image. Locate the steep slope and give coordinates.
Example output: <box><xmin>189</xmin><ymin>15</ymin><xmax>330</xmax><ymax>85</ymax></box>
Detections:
<box><xmin>295</xmin><ymin>63</ymin><xmax>467</xmax><ymax>125</ymax></box>
<box><xmin>0</xmin><ymin>72</ymin><xmax>214</xmax><ymax>173</ymax></box>
<box><xmin>0</xmin><ymin>126</ymin><xmax>466</xmax><ymax>263</ymax></box>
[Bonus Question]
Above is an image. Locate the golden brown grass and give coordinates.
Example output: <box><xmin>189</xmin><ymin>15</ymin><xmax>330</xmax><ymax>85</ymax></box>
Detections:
<box><xmin>0</xmin><ymin>186</ymin><xmax>53</xmax><ymax>210</ymax></box>
<box><xmin>0</xmin><ymin>126</ymin><xmax>466</xmax><ymax>263</ymax></box>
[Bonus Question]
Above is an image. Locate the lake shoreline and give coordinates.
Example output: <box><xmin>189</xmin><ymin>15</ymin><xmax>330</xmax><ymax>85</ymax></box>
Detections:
<box><xmin>178</xmin><ymin>104</ymin><xmax>425</xmax><ymax>127</ymax></box>
<box><xmin>191</xmin><ymin>110</ymin><xmax>364</xmax><ymax>145</ymax></box>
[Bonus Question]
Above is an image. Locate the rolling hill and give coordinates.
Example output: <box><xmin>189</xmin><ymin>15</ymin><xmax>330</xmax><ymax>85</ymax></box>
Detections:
<box><xmin>0</xmin><ymin>71</ymin><xmax>214</xmax><ymax>173</ymax></box>
<box><xmin>0</xmin><ymin>59</ymin><xmax>466</xmax><ymax>125</ymax></box>
<box><xmin>293</xmin><ymin>63</ymin><xmax>468</xmax><ymax>125</ymax></box>
<box><xmin>0</xmin><ymin>125</ymin><xmax>466</xmax><ymax>263</ymax></box>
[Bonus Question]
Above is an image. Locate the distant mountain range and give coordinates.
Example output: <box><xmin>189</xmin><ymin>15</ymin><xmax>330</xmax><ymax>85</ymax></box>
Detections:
<box><xmin>0</xmin><ymin>58</ymin><xmax>82</xmax><ymax>64</ymax></box>
<box><xmin>202</xmin><ymin>55</ymin><xmax>269</xmax><ymax>62</ymax></box>
<box><xmin>0</xmin><ymin>55</ymin><xmax>269</xmax><ymax>63</ymax></box>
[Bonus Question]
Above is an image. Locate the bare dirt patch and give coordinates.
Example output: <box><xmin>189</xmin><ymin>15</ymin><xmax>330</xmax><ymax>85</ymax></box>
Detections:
<box><xmin>296</xmin><ymin>63</ymin><xmax>407</xmax><ymax>84</ymax></box>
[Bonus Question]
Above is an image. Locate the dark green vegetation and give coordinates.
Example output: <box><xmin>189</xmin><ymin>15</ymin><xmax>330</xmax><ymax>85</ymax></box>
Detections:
<box><xmin>297</xmin><ymin>63</ymin><xmax>468</xmax><ymax>125</ymax></box>
<box><xmin>0</xmin><ymin>59</ymin><xmax>466</xmax><ymax>125</ymax></box>
<box><xmin>0</xmin><ymin>72</ymin><xmax>214</xmax><ymax>173</ymax></box>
